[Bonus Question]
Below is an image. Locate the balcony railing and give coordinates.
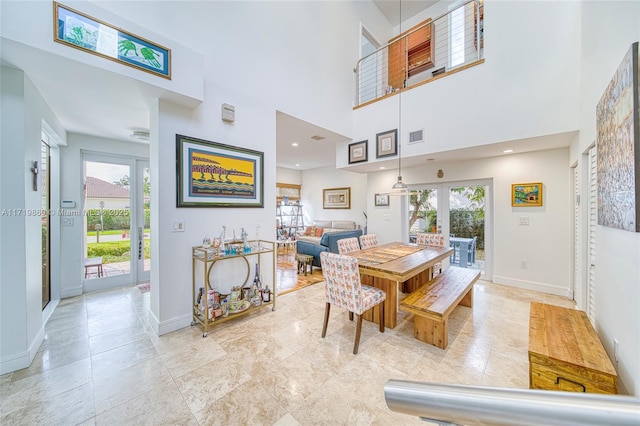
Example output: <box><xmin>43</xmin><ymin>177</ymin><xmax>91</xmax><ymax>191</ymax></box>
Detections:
<box><xmin>354</xmin><ymin>0</ymin><xmax>483</xmax><ymax>107</ymax></box>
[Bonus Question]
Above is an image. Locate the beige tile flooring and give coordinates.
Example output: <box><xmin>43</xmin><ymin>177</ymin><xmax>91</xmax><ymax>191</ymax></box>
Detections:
<box><xmin>1</xmin><ymin>280</ymin><xmax>574</xmax><ymax>425</ymax></box>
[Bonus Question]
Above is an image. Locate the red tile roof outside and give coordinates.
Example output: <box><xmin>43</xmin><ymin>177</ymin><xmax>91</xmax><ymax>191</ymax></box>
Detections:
<box><xmin>86</xmin><ymin>176</ymin><xmax>130</xmax><ymax>199</ymax></box>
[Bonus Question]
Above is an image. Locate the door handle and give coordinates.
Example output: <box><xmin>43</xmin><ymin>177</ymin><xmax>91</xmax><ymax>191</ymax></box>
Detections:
<box><xmin>138</xmin><ymin>227</ymin><xmax>143</xmax><ymax>260</ymax></box>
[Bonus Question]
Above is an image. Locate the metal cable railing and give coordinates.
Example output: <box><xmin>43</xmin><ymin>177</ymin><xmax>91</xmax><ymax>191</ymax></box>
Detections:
<box><xmin>354</xmin><ymin>0</ymin><xmax>483</xmax><ymax>107</ymax></box>
<box><xmin>384</xmin><ymin>380</ymin><xmax>640</xmax><ymax>426</ymax></box>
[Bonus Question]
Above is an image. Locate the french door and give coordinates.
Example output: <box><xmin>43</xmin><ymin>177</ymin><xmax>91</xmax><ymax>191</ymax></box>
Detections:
<box><xmin>82</xmin><ymin>153</ymin><xmax>149</xmax><ymax>289</ymax></box>
<box><xmin>409</xmin><ymin>179</ymin><xmax>492</xmax><ymax>278</ymax></box>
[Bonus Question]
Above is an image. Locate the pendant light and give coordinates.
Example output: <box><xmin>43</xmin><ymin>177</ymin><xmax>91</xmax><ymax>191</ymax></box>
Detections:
<box><xmin>390</xmin><ymin>0</ymin><xmax>409</xmax><ymax>196</ymax></box>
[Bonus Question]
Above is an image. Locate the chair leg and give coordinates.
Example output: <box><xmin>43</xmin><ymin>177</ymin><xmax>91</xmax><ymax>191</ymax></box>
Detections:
<box><xmin>353</xmin><ymin>314</ymin><xmax>363</xmax><ymax>354</ymax></box>
<box><xmin>321</xmin><ymin>302</ymin><xmax>330</xmax><ymax>338</ymax></box>
<box><xmin>379</xmin><ymin>302</ymin><xmax>385</xmax><ymax>333</ymax></box>
<box><xmin>349</xmin><ymin>311</ymin><xmax>354</xmax><ymax>321</ymax></box>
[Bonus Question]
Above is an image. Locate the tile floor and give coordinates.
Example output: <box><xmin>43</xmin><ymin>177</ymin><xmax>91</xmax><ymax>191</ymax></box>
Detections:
<box><xmin>1</xmin><ymin>279</ymin><xmax>574</xmax><ymax>425</ymax></box>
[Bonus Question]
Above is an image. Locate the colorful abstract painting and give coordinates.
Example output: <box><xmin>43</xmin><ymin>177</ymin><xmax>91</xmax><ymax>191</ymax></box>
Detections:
<box><xmin>596</xmin><ymin>42</ymin><xmax>639</xmax><ymax>232</ymax></box>
<box><xmin>54</xmin><ymin>2</ymin><xmax>171</xmax><ymax>79</ymax></box>
<box><xmin>176</xmin><ymin>135</ymin><xmax>263</xmax><ymax>208</ymax></box>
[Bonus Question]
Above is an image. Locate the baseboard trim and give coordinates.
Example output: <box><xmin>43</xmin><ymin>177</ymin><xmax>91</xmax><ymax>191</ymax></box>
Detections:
<box><xmin>61</xmin><ymin>285</ymin><xmax>83</xmax><ymax>298</ymax></box>
<box><xmin>154</xmin><ymin>312</ymin><xmax>192</xmax><ymax>336</ymax></box>
<box><xmin>0</xmin><ymin>326</ymin><xmax>44</xmax><ymax>375</ymax></box>
<box><xmin>492</xmin><ymin>275</ymin><xmax>571</xmax><ymax>298</ymax></box>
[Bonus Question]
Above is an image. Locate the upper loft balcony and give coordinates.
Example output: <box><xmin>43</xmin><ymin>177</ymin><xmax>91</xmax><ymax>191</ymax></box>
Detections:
<box><xmin>354</xmin><ymin>0</ymin><xmax>484</xmax><ymax>109</ymax></box>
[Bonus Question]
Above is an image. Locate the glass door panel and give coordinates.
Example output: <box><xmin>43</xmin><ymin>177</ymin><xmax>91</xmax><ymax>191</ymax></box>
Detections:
<box><xmin>137</xmin><ymin>161</ymin><xmax>150</xmax><ymax>282</ymax></box>
<box><xmin>448</xmin><ymin>184</ymin><xmax>486</xmax><ymax>276</ymax></box>
<box><xmin>409</xmin><ymin>186</ymin><xmax>438</xmax><ymax>242</ymax></box>
<box><xmin>83</xmin><ymin>160</ymin><xmax>132</xmax><ymax>280</ymax></box>
<box><xmin>41</xmin><ymin>141</ymin><xmax>51</xmax><ymax>309</ymax></box>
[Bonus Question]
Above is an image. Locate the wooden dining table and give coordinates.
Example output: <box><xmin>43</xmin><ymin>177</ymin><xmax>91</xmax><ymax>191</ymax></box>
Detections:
<box><xmin>349</xmin><ymin>242</ymin><xmax>454</xmax><ymax>329</ymax></box>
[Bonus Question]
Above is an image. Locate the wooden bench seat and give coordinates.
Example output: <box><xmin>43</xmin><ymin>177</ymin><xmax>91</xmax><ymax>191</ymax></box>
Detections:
<box><xmin>400</xmin><ymin>267</ymin><xmax>480</xmax><ymax>349</ymax></box>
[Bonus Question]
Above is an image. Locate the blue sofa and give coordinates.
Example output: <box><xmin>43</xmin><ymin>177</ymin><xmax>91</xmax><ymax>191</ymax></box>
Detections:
<box><xmin>296</xmin><ymin>229</ymin><xmax>363</xmax><ymax>267</ymax></box>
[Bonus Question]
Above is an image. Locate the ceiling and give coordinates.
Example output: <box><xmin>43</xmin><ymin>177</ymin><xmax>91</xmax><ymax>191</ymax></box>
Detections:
<box><xmin>2</xmin><ymin>0</ymin><xmax>572</xmax><ymax>176</ymax></box>
<box><xmin>373</xmin><ymin>0</ymin><xmax>441</xmax><ymax>26</ymax></box>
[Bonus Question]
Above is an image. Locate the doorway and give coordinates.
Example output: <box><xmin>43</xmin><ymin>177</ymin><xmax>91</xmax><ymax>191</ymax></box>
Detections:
<box><xmin>41</xmin><ymin>140</ymin><xmax>51</xmax><ymax>309</ymax></box>
<box><xmin>82</xmin><ymin>153</ymin><xmax>149</xmax><ymax>287</ymax></box>
<box><xmin>408</xmin><ymin>179</ymin><xmax>492</xmax><ymax>278</ymax></box>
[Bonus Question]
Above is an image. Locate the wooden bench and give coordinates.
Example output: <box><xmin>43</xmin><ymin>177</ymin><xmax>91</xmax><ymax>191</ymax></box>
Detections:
<box><xmin>400</xmin><ymin>267</ymin><xmax>480</xmax><ymax>349</ymax></box>
<box><xmin>528</xmin><ymin>302</ymin><xmax>618</xmax><ymax>394</ymax></box>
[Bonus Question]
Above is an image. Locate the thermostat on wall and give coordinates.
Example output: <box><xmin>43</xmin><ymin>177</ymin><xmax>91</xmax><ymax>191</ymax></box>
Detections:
<box><xmin>61</xmin><ymin>200</ymin><xmax>76</xmax><ymax>208</ymax></box>
<box><xmin>221</xmin><ymin>103</ymin><xmax>235</xmax><ymax>123</ymax></box>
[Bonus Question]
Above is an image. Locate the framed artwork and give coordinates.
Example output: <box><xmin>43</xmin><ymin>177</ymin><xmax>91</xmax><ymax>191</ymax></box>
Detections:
<box><xmin>596</xmin><ymin>42</ymin><xmax>639</xmax><ymax>232</ymax></box>
<box><xmin>512</xmin><ymin>183</ymin><xmax>543</xmax><ymax>207</ymax></box>
<box><xmin>54</xmin><ymin>2</ymin><xmax>171</xmax><ymax>79</ymax></box>
<box><xmin>176</xmin><ymin>134</ymin><xmax>263</xmax><ymax>207</ymax></box>
<box><xmin>376</xmin><ymin>129</ymin><xmax>398</xmax><ymax>158</ymax></box>
<box><xmin>375</xmin><ymin>193</ymin><xmax>390</xmax><ymax>206</ymax></box>
<box><xmin>323</xmin><ymin>187</ymin><xmax>351</xmax><ymax>209</ymax></box>
<box><xmin>348</xmin><ymin>140</ymin><xmax>368</xmax><ymax>164</ymax></box>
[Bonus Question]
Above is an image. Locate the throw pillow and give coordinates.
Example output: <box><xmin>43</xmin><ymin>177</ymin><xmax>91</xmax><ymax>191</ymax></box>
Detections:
<box><xmin>314</xmin><ymin>227</ymin><xmax>324</xmax><ymax>237</ymax></box>
<box><xmin>304</xmin><ymin>226</ymin><xmax>313</xmax><ymax>236</ymax></box>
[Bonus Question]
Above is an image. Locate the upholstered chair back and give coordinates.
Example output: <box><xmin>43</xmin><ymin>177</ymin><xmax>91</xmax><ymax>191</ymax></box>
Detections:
<box><xmin>359</xmin><ymin>234</ymin><xmax>378</xmax><ymax>249</ymax></box>
<box><xmin>337</xmin><ymin>237</ymin><xmax>361</xmax><ymax>254</ymax></box>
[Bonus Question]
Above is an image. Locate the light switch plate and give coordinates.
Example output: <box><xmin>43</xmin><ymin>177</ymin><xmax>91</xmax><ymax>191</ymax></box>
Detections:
<box><xmin>172</xmin><ymin>220</ymin><xmax>185</xmax><ymax>232</ymax></box>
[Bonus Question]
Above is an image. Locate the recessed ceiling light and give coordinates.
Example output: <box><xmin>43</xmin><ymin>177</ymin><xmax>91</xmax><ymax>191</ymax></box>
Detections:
<box><xmin>295</xmin><ymin>164</ymin><xmax>300</xmax><ymax>167</ymax></box>
<box><xmin>379</xmin><ymin>166</ymin><xmax>386</xmax><ymax>170</ymax></box>
<box><xmin>503</xmin><ymin>149</ymin><xmax>514</xmax><ymax>153</ymax></box>
<box><xmin>292</xmin><ymin>142</ymin><xmax>299</xmax><ymax>147</ymax></box>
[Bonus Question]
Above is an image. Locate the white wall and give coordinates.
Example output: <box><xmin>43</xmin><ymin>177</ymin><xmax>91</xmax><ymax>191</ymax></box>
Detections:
<box><xmin>0</xmin><ymin>67</ymin><xmax>66</xmax><ymax>373</ymax></box>
<box><xmin>570</xmin><ymin>0</ymin><xmax>640</xmax><ymax>395</ymax></box>
<box><xmin>367</xmin><ymin>149</ymin><xmax>572</xmax><ymax>296</ymax></box>
<box><xmin>0</xmin><ymin>1</ymin><xmax>204</xmax><ymax>107</ymax></box>
<box><xmin>300</xmin><ymin>167</ymin><xmax>368</xmax><ymax>230</ymax></box>
<box><xmin>276</xmin><ymin>167</ymin><xmax>302</xmax><ymax>186</ymax></box>
<box><xmin>148</xmin><ymin>84</ymin><xmax>277</xmax><ymax>335</ymax></box>
<box><xmin>351</xmin><ymin>0</ymin><xmax>581</xmax><ymax>165</ymax></box>
<box><xmin>97</xmin><ymin>1</ymin><xmax>390</xmax><ymax>137</ymax></box>
<box><xmin>58</xmin><ymin>134</ymin><xmax>149</xmax><ymax>297</ymax></box>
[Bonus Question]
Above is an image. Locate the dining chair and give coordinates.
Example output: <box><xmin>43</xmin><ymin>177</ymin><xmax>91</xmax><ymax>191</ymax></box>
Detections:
<box><xmin>337</xmin><ymin>237</ymin><xmax>361</xmax><ymax>254</ymax></box>
<box><xmin>319</xmin><ymin>252</ymin><xmax>386</xmax><ymax>354</ymax></box>
<box><xmin>416</xmin><ymin>232</ymin><xmax>444</xmax><ymax>275</ymax></box>
<box><xmin>359</xmin><ymin>234</ymin><xmax>378</xmax><ymax>249</ymax></box>
<box><xmin>468</xmin><ymin>236</ymin><xmax>477</xmax><ymax>265</ymax></box>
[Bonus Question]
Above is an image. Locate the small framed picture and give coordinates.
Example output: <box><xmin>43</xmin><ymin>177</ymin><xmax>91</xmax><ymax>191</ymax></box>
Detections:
<box><xmin>376</xmin><ymin>129</ymin><xmax>398</xmax><ymax>158</ymax></box>
<box><xmin>323</xmin><ymin>187</ymin><xmax>350</xmax><ymax>209</ymax></box>
<box><xmin>512</xmin><ymin>182</ymin><xmax>543</xmax><ymax>207</ymax></box>
<box><xmin>348</xmin><ymin>140</ymin><xmax>368</xmax><ymax>164</ymax></box>
<box><xmin>374</xmin><ymin>193</ymin><xmax>389</xmax><ymax>206</ymax></box>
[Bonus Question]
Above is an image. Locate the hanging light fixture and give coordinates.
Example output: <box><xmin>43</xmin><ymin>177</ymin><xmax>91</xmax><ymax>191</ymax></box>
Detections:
<box><xmin>390</xmin><ymin>0</ymin><xmax>409</xmax><ymax>196</ymax></box>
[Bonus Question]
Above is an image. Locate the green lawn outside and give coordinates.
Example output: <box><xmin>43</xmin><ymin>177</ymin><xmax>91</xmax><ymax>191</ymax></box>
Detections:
<box><xmin>87</xmin><ymin>239</ymin><xmax>150</xmax><ymax>264</ymax></box>
<box><xmin>87</xmin><ymin>229</ymin><xmax>150</xmax><ymax>236</ymax></box>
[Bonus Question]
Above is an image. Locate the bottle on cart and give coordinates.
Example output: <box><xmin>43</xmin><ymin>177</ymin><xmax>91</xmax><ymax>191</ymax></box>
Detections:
<box><xmin>253</xmin><ymin>263</ymin><xmax>262</xmax><ymax>290</ymax></box>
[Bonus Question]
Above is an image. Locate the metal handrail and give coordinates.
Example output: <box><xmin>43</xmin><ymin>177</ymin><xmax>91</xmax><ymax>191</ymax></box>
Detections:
<box><xmin>354</xmin><ymin>0</ymin><xmax>482</xmax><ymax>105</ymax></box>
<box><xmin>384</xmin><ymin>380</ymin><xmax>640</xmax><ymax>426</ymax></box>
<box><xmin>355</xmin><ymin>0</ymin><xmax>480</xmax><ymax>72</ymax></box>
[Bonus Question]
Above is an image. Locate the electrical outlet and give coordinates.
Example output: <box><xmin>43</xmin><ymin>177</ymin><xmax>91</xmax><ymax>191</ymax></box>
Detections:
<box><xmin>172</xmin><ymin>220</ymin><xmax>185</xmax><ymax>232</ymax></box>
<box><xmin>519</xmin><ymin>217</ymin><xmax>529</xmax><ymax>225</ymax></box>
<box><xmin>520</xmin><ymin>260</ymin><xmax>528</xmax><ymax>269</ymax></box>
<box><xmin>613</xmin><ymin>338</ymin><xmax>619</xmax><ymax>362</ymax></box>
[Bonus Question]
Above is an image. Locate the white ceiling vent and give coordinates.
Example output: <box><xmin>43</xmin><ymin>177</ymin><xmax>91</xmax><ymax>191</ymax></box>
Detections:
<box><xmin>408</xmin><ymin>129</ymin><xmax>424</xmax><ymax>144</ymax></box>
<box><xmin>310</xmin><ymin>135</ymin><xmax>326</xmax><ymax>141</ymax></box>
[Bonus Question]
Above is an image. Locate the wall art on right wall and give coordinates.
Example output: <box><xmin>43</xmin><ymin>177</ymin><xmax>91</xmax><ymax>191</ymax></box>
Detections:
<box><xmin>596</xmin><ymin>41</ymin><xmax>639</xmax><ymax>232</ymax></box>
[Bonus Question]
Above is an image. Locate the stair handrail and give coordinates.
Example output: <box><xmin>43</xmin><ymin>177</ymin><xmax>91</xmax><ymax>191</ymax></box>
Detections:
<box><xmin>384</xmin><ymin>379</ymin><xmax>640</xmax><ymax>426</ymax></box>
